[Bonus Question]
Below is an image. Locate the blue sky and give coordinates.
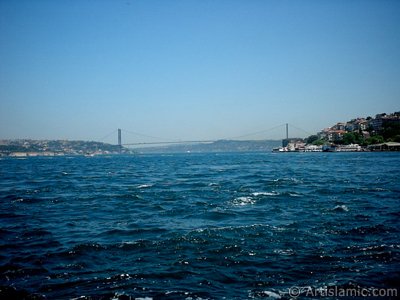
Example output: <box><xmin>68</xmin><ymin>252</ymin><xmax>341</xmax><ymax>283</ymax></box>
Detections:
<box><xmin>1</xmin><ymin>0</ymin><xmax>399</xmax><ymax>143</ymax></box>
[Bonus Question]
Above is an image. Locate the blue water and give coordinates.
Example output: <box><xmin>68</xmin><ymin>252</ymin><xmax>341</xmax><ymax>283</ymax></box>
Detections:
<box><xmin>0</xmin><ymin>152</ymin><xmax>399</xmax><ymax>299</ymax></box>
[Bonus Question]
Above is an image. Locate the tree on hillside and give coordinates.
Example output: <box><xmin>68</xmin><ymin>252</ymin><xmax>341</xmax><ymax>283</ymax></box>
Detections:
<box><xmin>342</xmin><ymin>132</ymin><xmax>364</xmax><ymax>145</ymax></box>
<box><xmin>365</xmin><ymin>135</ymin><xmax>384</xmax><ymax>145</ymax></box>
<box><xmin>306</xmin><ymin>135</ymin><xmax>319</xmax><ymax>144</ymax></box>
<box><xmin>305</xmin><ymin>135</ymin><xmax>326</xmax><ymax>145</ymax></box>
<box><xmin>381</xmin><ymin>121</ymin><xmax>400</xmax><ymax>141</ymax></box>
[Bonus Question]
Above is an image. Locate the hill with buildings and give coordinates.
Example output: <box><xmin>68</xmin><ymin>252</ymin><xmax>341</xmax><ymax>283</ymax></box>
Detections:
<box><xmin>0</xmin><ymin>140</ymin><xmax>128</xmax><ymax>157</ymax></box>
<box><xmin>279</xmin><ymin>111</ymin><xmax>400</xmax><ymax>152</ymax></box>
<box><xmin>307</xmin><ymin>111</ymin><xmax>400</xmax><ymax>146</ymax></box>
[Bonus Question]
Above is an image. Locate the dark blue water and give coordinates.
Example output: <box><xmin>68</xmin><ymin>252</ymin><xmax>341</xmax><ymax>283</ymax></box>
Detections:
<box><xmin>1</xmin><ymin>152</ymin><xmax>399</xmax><ymax>299</ymax></box>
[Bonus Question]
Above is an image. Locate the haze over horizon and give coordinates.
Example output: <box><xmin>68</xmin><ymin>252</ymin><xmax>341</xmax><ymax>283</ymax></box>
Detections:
<box><xmin>1</xmin><ymin>0</ymin><xmax>399</xmax><ymax>144</ymax></box>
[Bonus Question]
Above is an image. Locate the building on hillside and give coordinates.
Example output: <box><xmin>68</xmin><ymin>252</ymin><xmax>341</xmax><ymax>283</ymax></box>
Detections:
<box><xmin>361</xmin><ymin>131</ymin><xmax>370</xmax><ymax>139</ymax></box>
<box><xmin>345</xmin><ymin>118</ymin><xmax>368</xmax><ymax>132</ymax></box>
<box><xmin>318</xmin><ymin>128</ymin><xmax>331</xmax><ymax>140</ymax></box>
<box><xmin>282</xmin><ymin>138</ymin><xmax>304</xmax><ymax>148</ymax></box>
<box><xmin>332</xmin><ymin>123</ymin><xmax>346</xmax><ymax>131</ymax></box>
<box><xmin>345</xmin><ymin>122</ymin><xmax>357</xmax><ymax>132</ymax></box>
<box><xmin>327</xmin><ymin>130</ymin><xmax>346</xmax><ymax>142</ymax></box>
<box><xmin>370</xmin><ymin>113</ymin><xmax>400</xmax><ymax>132</ymax></box>
<box><xmin>371</xmin><ymin>117</ymin><xmax>383</xmax><ymax>132</ymax></box>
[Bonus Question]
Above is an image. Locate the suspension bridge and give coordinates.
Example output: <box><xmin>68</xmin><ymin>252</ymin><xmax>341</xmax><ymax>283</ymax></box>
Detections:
<box><xmin>98</xmin><ymin>123</ymin><xmax>312</xmax><ymax>150</ymax></box>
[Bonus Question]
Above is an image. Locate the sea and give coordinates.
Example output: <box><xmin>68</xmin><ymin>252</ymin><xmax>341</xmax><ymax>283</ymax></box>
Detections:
<box><xmin>0</xmin><ymin>152</ymin><xmax>399</xmax><ymax>299</ymax></box>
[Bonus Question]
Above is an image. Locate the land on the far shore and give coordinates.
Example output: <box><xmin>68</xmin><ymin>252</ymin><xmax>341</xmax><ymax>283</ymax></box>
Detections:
<box><xmin>0</xmin><ymin>140</ymin><xmax>129</xmax><ymax>157</ymax></box>
<box><xmin>1</xmin><ymin>111</ymin><xmax>399</xmax><ymax>156</ymax></box>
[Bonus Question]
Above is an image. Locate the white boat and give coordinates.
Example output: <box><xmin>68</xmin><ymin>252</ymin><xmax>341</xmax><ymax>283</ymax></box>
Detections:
<box><xmin>336</xmin><ymin>144</ymin><xmax>362</xmax><ymax>152</ymax></box>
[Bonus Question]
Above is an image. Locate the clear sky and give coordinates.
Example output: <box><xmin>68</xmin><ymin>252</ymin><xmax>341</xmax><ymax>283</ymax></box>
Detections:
<box><xmin>1</xmin><ymin>0</ymin><xmax>399</xmax><ymax>143</ymax></box>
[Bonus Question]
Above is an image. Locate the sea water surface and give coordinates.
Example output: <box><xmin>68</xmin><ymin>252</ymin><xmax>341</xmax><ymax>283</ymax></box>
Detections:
<box><xmin>0</xmin><ymin>152</ymin><xmax>399</xmax><ymax>299</ymax></box>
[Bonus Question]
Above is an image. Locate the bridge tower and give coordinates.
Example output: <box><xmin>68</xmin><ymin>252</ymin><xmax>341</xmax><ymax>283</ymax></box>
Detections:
<box><xmin>282</xmin><ymin>123</ymin><xmax>290</xmax><ymax>147</ymax></box>
<box><xmin>118</xmin><ymin>128</ymin><xmax>122</xmax><ymax>153</ymax></box>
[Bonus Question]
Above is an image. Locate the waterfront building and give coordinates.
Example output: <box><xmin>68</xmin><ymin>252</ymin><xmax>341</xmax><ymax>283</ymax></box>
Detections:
<box><xmin>368</xmin><ymin>142</ymin><xmax>400</xmax><ymax>151</ymax></box>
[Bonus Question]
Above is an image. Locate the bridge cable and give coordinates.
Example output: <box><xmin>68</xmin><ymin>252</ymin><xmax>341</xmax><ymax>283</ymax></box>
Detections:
<box><xmin>228</xmin><ymin>123</ymin><xmax>287</xmax><ymax>140</ymax></box>
<box><xmin>97</xmin><ymin>129</ymin><xmax>118</xmax><ymax>143</ymax></box>
<box><xmin>288</xmin><ymin>124</ymin><xmax>314</xmax><ymax>137</ymax></box>
<box><xmin>120</xmin><ymin>128</ymin><xmax>177</xmax><ymax>143</ymax></box>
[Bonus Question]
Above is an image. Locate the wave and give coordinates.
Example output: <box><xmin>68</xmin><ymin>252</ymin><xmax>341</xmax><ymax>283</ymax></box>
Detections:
<box><xmin>136</xmin><ymin>184</ymin><xmax>153</xmax><ymax>189</ymax></box>
<box><xmin>332</xmin><ymin>205</ymin><xmax>349</xmax><ymax>212</ymax></box>
<box><xmin>98</xmin><ymin>227</ymin><xmax>168</xmax><ymax>238</ymax></box>
<box><xmin>232</xmin><ymin>196</ymin><xmax>256</xmax><ymax>206</ymax></box>
<box><xmin>251</xmin><ymin>191</ymin><xmax>280</xmax><ymax>197</ymax></box>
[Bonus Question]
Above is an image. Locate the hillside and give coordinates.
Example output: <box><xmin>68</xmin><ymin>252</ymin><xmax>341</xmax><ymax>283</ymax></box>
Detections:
<box><xmin>0</xmin><ymin>139</ymin><xmax>127</xmax><ymax>156</ymax></box>
<box><xmin>135</xmin><ymin>139</ymin><xmax>281</xmax><ymax>153</ymax></box>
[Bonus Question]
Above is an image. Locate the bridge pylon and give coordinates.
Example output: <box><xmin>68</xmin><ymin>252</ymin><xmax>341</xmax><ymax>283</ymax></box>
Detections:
<box><xmin>118</xmin><ymin>128</ymin><xmax>122</xmax><ymax>153</ymax></box>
